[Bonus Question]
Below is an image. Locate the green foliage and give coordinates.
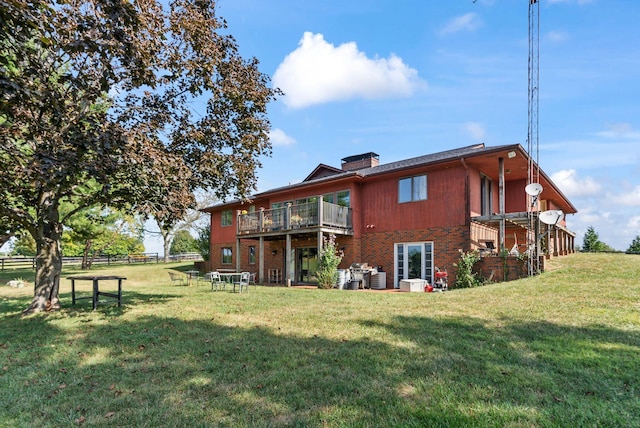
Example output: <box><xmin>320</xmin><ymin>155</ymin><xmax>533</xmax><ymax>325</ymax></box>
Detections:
<box><xmin>170</xmin><ymin>230</ymin><xmax>198</xmax><ymax>254</ymax></box>
<box><xmin>582</xmin><ymin>226</ymin><xmax>600</xmax><ymax>251</ymax></box>
<box><xmin>1</xmin><ymin>1</ymin><xmax>278</xmax><ymax>312</ymax></box>
<box><xmin>62</xmin><ymin>207</ymin><xmax>143</xmax><ymax>255</ymax></box>
<box><xmin>316</xmin><ymin>234</ymin><xmax>343</xmax><ymax>289</ymax></box>
<box><xmin>582</xmin><ymin>226</ymin><xmax>615</xmax><ymax>252</ymax></box>
<box><xmin>627</xmin><ymin>235</ymin><xmax>640</xmax><ymax>254</ymax></box>
<box><xmin>11</xmin><ymin>234</ymin><xmax>36</xmax><ymax>256</ymax></box>
<box><xmin>195</xmin><ymin>224</ymin><xmax>211</xmax><ymax>261</ymax></box>
<box><xmin>453</xmin><ymin>249</ymin><xmax>484</xmax><ymax>288</ymax></box>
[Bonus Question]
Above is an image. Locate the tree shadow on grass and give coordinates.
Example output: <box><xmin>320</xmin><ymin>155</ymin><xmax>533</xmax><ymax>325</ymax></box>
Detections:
<box><xmin>0</xmin><ymin>312</ymin><xmax>638</xmax><ymax>427</ymax></box>
<box><xmin>363</xmin><ymin>315</ymin><xmax>640</xmax><ymax>426</ymax></box>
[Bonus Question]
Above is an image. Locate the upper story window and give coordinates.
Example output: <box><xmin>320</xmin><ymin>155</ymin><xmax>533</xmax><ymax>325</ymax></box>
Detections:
<box><xmin>336</xmin><ymin>190</ymin><xmax>350</xmax><ymax>207</ymax></box>
<box><xmin>221</xmin><ymin>210</ymin><xmax>233</xmax><ymax>227</ymax></box>
<box><xmin>323</xmin><ymin>190</ymin><xmax>351</xmax><ymax>207</ymax></box>
<box><xmin>272</xmin><ymin>201</ymin><xmax>292</xmax><ymax>209</ymax></box>
<box><xmin>399</xmin><ymin>175</ymin><xmax>427</xmax><ymax>203</ymax></box>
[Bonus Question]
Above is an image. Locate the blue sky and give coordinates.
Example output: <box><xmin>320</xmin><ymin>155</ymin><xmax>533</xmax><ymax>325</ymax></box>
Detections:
<box><xmin>3</xmin><ymin>1</ymin><xmax>636</xmax><ymax>257</ymax></box>
<box><xmin>190</xmin><ymin>0</ymin><xmax>638</xmax><ymax>252</ymax></box>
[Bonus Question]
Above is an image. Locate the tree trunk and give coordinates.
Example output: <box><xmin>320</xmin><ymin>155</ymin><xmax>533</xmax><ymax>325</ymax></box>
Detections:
<box><xmin>23</xmin><ymin>202</ymin><xmax>63</xmax><ymax>315</ymax></box>
<box><xmin>82</xmin><ymin>240</ymin><xmax>93</xmax><ymax>270</ymax></box>
<box><xmin>24</xmin><ymin>229</ymin><xmax>63</xmax><ymax>314</ymax></box>
<box><xmin>162</xmin><ymin>229</ymin><xmax>171</xmax><ymax>263</ymax></box>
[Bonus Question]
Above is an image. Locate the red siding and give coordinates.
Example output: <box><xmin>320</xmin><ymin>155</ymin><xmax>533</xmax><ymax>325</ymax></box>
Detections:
<box><xmin>360</xmin><ymin>166</ymin><xmax>468</xmax><ymax>233</ymax></box>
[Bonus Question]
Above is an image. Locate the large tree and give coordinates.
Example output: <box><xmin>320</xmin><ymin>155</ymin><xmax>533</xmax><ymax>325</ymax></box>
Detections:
<box><xmin>149</xmin><ymin>190</ymin><xmax>217</xmax><ymax>262</ymax></box>
<box><xmin>0</xmin><ymin>1</ymin><xmax>278</xmax><ymax>314</ymax></box>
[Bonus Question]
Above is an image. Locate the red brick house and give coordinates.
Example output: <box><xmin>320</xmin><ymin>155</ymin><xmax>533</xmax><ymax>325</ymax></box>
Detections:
<box><xmin>202</xmin><ymin>144</ymin><xmax>576</xmax><ymax>288</ymax></box>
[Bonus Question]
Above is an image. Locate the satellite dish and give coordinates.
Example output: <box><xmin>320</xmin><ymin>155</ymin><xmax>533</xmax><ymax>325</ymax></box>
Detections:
<box><xmin>539</xmin><ymin>210</ymin><xmax>564</xmax><ymax>225</ymax></box>
<box><xmin>525</xmin><ymin>183</ymin><xmax>543</xmax><ymax>196</ymax></box>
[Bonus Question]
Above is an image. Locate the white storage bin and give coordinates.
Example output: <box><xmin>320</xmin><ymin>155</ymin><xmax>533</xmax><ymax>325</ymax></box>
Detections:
<box><xmin>399</xmin><ymin>279</ymin><xmax>426</xmax><ymax>292</ymax></box>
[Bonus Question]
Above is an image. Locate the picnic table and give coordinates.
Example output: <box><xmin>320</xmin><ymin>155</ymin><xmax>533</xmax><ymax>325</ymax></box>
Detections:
<box><xmin>68</xmin><ymin>275</ymin><xmax>126</xmax><ymax>310</ymax></box>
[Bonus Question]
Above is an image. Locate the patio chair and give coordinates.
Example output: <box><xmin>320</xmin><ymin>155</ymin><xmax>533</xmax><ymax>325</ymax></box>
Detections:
<box><xmin>210</xmin><ymin>271</ymin><xmax>226</xmax><ymax>291</ymax></box>
<box><xmin>249</xmin><ymin>272</ymin><xmax>257</xmax><ymax>285</ymax></box>
<box><xmin>168</xmin><ymin>271</ymin><xmax>187</xmax><ymax>286</ymax></box>
<box><xmin>233</xmin><ymin>271</ymin><xmax>251</xmax><ymax>293</ymax></box>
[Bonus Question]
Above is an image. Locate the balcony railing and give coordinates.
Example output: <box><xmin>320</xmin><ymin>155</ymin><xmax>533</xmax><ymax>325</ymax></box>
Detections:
<box><xmin>237</xmin><ymin>201</ymin><xmax>352</xmax><ymax>235</ymax></box>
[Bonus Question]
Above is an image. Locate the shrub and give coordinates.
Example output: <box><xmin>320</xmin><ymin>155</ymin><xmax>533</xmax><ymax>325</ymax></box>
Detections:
<box><xmin>453</xmin><ymin>249</ymin><xmax>484</xmax><ymax>288</ymax></box>
<box><xmin>317</xmin><ymin>234</ymin><xmax>343</xmax><ymax>289</ymax></box>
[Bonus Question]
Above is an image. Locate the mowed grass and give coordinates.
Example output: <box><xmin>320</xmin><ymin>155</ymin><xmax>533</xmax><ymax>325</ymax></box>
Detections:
<box><xmin>0</xmin><ymin>253</ymin><xmax>639</xmax><ymax>427</ymax></box>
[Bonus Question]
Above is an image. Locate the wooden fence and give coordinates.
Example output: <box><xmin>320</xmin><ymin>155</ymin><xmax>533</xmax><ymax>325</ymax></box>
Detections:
<box><xmin>0</xmin><ymin>253</ymin><xmax>160</xmax><ymax>271</ymax></box>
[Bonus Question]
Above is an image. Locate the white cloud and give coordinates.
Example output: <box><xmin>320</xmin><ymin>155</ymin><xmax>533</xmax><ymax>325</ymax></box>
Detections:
<box><xmin>439</xmin><ymin>13</ymin><xmax>482</xmax><ymax>36</ymax></box>
<box><xmin>269</xmin><ymin>128</ymin><xmax>296</xmax><ymax>147</ymax></box>
<box><xmin>628</xmin><ymin>216</ymin><xmax>640</xmax><ymax>231</ymax></box>
<box><xmin>611</xmin><ymin>186</ymin><xmax>640</xmax><ymax>207</ymax></box>
<box><xmin>550</xmin><ymin>169</ymin><xmax>601</xmax><ymax>198</ymax></box>
<box><xmin>596</xmin><ymin>122</ymin><xmax>640</xmax><ymax>139</ymax></box>
<box><xmin>273</xmin><ymin>32</ymin><xmax>424</xmax><ymax>109</ymax></box>
<box><xmin>462</xmin><ymin>122</ymin><xmax>486</xmax><ymax>141</ymax></box>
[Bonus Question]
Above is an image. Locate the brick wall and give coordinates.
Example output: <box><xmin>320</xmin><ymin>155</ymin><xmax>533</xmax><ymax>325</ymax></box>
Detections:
<box><xmin>360</xmin><ymin>225</ymin><xmax>471</xmax><ymax>288</ymax></box>
<box><xmin>474</xmin><ymin>255</ymin><xmax>543</xmax><ymax>282</ymax></box>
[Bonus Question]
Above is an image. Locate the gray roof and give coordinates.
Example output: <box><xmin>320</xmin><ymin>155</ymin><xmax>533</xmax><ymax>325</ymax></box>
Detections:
<box><xmin>207</xmin><ymin>143</ymin><xmax>520</xmax><ymax>208</ymax></box>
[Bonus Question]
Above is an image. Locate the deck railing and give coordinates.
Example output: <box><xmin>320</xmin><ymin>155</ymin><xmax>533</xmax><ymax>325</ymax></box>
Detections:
<box><xmin>237</xmin><ymin>201</ymin><xmax>352</xmax><ymax>235</ymax></box>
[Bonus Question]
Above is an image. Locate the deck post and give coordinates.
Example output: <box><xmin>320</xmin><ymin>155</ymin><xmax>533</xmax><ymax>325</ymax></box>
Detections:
<box><xmin>259</xmin><ymin>236</ymin><xmax>264</xmax><ymax>284</ymax></box>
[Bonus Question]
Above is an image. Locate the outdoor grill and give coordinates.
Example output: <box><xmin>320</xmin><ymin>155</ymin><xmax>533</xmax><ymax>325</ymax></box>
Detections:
<box><xmin>348</xmin><ymin>262</ymin><xmax>377</xmax><ymax>290</ymax></box>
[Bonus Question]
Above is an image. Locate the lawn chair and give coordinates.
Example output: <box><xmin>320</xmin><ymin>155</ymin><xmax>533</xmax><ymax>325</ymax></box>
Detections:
<box><xmin>168</xmin><ymin>271</ymin><xmax>187</xmax><ymax>286</ymax></box>
<box><xmin>249</xmin><ymin>272</ymin><xmax>257</xmax><ymax>285</ymax></box>
<box><xmin>233</xmin><ymin>272</ymin><xmax>251</xmax><ymax>293</ymax></box>
<box><xmin>210</xmin><ymin>271</ymin><xmax>226</xmax><ymax>291</ymax></box>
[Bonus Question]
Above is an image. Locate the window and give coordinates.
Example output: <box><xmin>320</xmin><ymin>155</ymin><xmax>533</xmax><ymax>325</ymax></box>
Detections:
<box><xmin>399</xmin><ymin>175</ymin><xmax>427</xmax><ymax>203</ymax></box>
<box><xmin>221</xmin><ymin>247</ymin><xmax>232</xmax><ymax>264</ymax></box>
<box><xmin>321</xmin><ymin>191</ymin><xmax>350</xmax><ymax>207</ymax></box>
<box><xmin>271</xmin><ymin>201</ymin><xmax>292</xmax><ymax>209</ymax></box>
<box><xmin>249</xmin><ymin>246</ymin><xmax>256</xmax><ymax>264</ymax></box>
<box><xmin>221</xmin><ymin>210</ymin><xmax>233</xmax><ymax>227</ymax></box>
<box><xmin>336</xmin><ymin>190</ymin><xmax>350</xmax><ymax>207</ymax></box>
<box><xmin>296</xmin><ymin>196</ymin><xmax>318</xmax><ymax>205</ymax></box>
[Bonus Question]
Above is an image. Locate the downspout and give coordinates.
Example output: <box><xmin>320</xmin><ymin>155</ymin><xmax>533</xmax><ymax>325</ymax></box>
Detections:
<box><xmin>460</xmin><ymin>158</ymin><xmax>470</xmax><ymax>228</ymax></box>
<box><xmin>460</xmin><ymin>157</ymin><xmax>472</xmax><ymax>261</ymax></box>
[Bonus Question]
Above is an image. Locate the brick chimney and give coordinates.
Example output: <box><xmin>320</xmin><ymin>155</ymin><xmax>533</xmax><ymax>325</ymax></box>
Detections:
<box><xmin>341</xmin><ymin>152</ymin><xmax>380</xmax><ymax>171</ymax></box>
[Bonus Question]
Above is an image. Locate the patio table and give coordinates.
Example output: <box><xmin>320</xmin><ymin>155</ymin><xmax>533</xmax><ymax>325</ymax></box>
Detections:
<box><xmin>185</xmin><ymin>270</ymin><xmax>200</xmax><ymax>286</ymax></box>
<box><xmin>68</xmin><ymin>275</ymin><xmax>126</xmax><ymax>310</ymax></box>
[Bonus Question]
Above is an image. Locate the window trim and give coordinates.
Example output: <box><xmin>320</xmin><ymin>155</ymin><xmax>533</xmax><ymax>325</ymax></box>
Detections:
<box><xmin>221</xmin><ymin>247</ymin><xmax>232</xmax><ymax>264</ymax></box>
<box><xmin>221</xmin><ymin>210</ymin><xmax>233</xmax><ymax>227</ymax></box>
<box><xmin>248</xmin><ymin>245</ymin><xmax>256</xmax><ymax>265</ymax></box>
<box><xmin>399</xmin><ymin>175</ymin><xmax>427</xmax><ymax>203</ymax></box>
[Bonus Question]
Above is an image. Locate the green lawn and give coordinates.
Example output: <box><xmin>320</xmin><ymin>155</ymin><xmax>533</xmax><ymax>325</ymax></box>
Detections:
<box><xmin>1</xmin><ymin>253</ymin><xmax>639</xmax><ymax>427</ymax></box>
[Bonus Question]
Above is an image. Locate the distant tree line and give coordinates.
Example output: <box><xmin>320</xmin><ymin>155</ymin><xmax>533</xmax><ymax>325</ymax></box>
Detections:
<box><xmin>581</xmin><ymin>226</ymin><xmax>640</xmax><ymax>254</ymax></box>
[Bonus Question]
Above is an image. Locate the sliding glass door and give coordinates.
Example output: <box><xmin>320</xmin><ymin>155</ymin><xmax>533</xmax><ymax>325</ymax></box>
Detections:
<box><xmin>296</xmin><ymin>247</ymin><xmax>318</xmax><ymax>284</ymax></box>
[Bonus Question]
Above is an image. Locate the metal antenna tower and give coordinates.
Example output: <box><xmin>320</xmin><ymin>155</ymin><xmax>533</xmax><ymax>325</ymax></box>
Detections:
<box><xmin>527</xmin><ymin>0</ymin><xmax>541</xmax><ymax>275</ymax></box>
